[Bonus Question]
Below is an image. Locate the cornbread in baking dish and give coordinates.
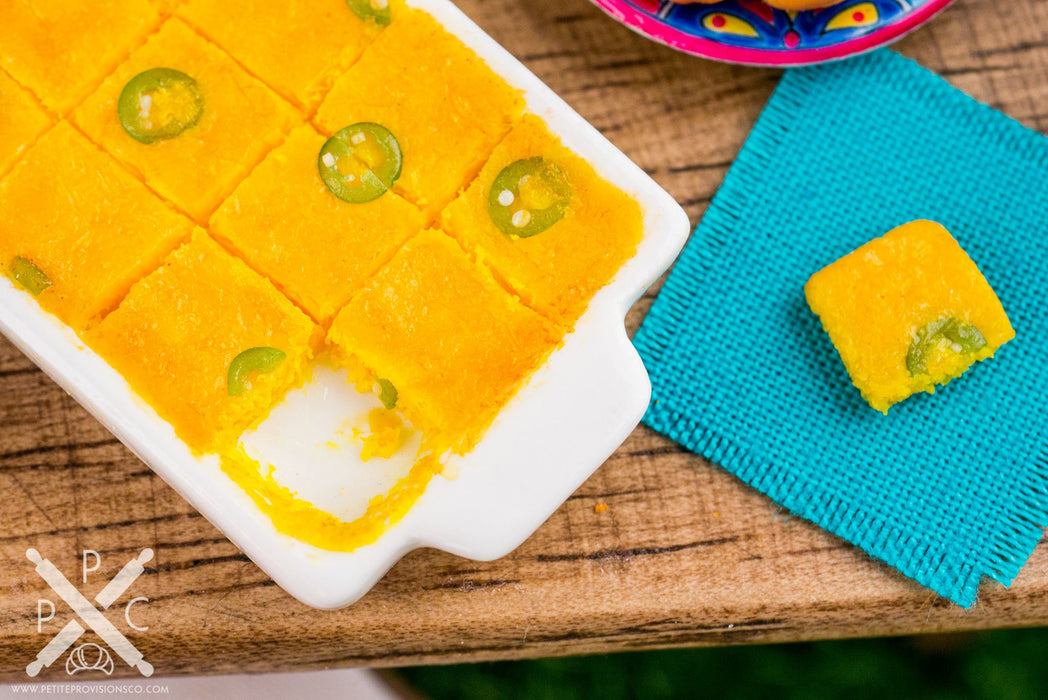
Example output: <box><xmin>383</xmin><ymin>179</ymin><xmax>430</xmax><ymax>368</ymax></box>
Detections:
<box><xmin>442</xmin><ymin>114</ymin><xmax>644</xmax><ymax>327</ymax></box>
<box><xmin>328</xmin><ymin>229</ymin><xmax>563</xmax><ymax>454</ymax></box>
<box><xmin>0</xmin><ymin>0</ymin><xmax>159</xmax><ymax>113</ymax></box>
<box><xmin>0</xmin><ymin>122</ymin><xmax>193</xmax><ymax>331</ymax></box>
<box><xmin>315</xmin><ymin>7</ymin><xmax>525</xmax><ymax>213</ymax></box>
<box><xmin>176</xmin><ymin>0</ymin><xmax>387</xmax><ymax>111</ymax></box>
<box><xmin>1</xmin><ymin>1</ymin><xmax>645</xmax><ymax>550</ymax></box>
<box><xmin>85</xmin><ymin>231</ymin><xmax>318</xmax><ymax>453</ymax></box>
<box><xmin>209</xmin><ymin>125</ymin><xmax>425</xmax><ymax>324</ymax></box>
<box><xmin>0</xmin><ymin>69</ymin><xmax>52</xmax><ymax>178</ymax></box>
<box><xmin>805</xmin><ymin>220</ymin><xmax>1015</xmax><ymax>413</ymax></box>
<box><xmin>73</xmin><ymin>18</ymin><xmax>301</xmax><ymax>223</ymax></box>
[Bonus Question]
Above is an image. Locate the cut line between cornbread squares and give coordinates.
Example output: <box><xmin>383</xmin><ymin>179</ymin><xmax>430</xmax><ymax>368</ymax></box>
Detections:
<box><xmin>0</xmin><ymin>122</ymin><xmax>194</xmax><ymax>331</ymax></box>
<box><xmin>0</xmin><ymin>0</ymin><xmax>160</xmax><ymax>114</ymax></box>
<box><xmin>0</xmin><ymin>68</ymin><xmax>53</xmax><ymax>178</ymax></box>
<box><xmin>314</xmin><ymin>7</ymin><xmax>525</xmax><ymax>215</ymax></box>
<box><xmin>327</xmin><ymin>229</ymin><xmax>564</xmax><ymax>455</ymax></box>
<box><xmin>442</xmin><ymin>114</ymin><xmax>644</xmax><ymax>328</ymax></box>
<box><xmin>210</xmin><ymin>124</ymin><xmax>425</xmax><ymax>325</ymax></box>
<box><xmin>85</xmin><ymin>230</ymin><xmax>318</xmax><ymax>453</ymax></box>
<box><xmin>73</xmin><ymin>18</ymin><xmax>301</xmax><ymax>224</ymax></box>
<box><xmin>805</xmin><ymin>220</ymin><xmax>1015</xmax><ymax>414</ymax></box>
<box><xmin>176</xmin><ymin>0</ymin><xmax>390</xmax><ymax>112</ymax></box>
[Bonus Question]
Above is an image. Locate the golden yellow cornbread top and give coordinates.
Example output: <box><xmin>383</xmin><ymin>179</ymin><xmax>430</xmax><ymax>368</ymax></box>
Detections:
<box><xmin>210</xmin><ymin>125</ymin><xmax>425</xmax><ymax>324</ymax></box>
<box><xmin>315</xmin><ymin>7</ymin><xmax>525</xmax><ymax>213</ymax></box>
<box><xmin>176</xmin><ymin>0</ymin><xmax>387</xmax><ymax>111</ymax></box>
<box><xmin>73</xmin><ymin>18</ymin><xmax>301</xmax><ymax>223</ymax></box>
<box><xmin>0</xmin><ymin>0</ymin><xmax>160</xmax><ymax>113</ymax></box>
<box><xmin>85</xmin><ymin>231</ymin><xmax>318</xmax><ymax>452</ymax></box>
<box><xmin>0</xmin><ymin>122</ymin><xmax>193</xmax><ymax>331</ymax></box>
<box><xmin>442</xmin><ymin>114</ymin><xmax>644</xmax><ymax>327</ymax></box>
<box><xmin>327</xmin><ymin>229</ymin><xmax>563</xmax><ymax>454</ymax></box>
<box><xmin>805</xmin><ymin>220</ymin><xmax>1015</xmax><ymax>413</ymax></box>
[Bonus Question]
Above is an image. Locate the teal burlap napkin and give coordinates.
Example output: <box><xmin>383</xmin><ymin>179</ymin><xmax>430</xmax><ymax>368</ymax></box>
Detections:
<box><xmin>634</xmin><ymin>49</ymin><xmax>1048</xmax><ymax>607</ymax></box>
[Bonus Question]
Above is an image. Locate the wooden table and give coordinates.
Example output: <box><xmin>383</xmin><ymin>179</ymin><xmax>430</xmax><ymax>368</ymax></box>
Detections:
<box><xmin>3</xmin><ymin>0</ymin><xmax>1047</xmax><ymax>680</ymax></box>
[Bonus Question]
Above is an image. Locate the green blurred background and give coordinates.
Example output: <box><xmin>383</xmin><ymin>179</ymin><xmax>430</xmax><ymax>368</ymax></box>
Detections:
<box><xmin>398</xmin><ymin>627</ymin><xmax>1048</xmax><ymax>699</ymax></box>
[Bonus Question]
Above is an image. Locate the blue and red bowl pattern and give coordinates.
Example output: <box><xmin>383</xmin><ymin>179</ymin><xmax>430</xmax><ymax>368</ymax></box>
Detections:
<box><xmin>593</xmin><ymin>0</ymin><xmax>954</xmax><ymax>65</ymax></box>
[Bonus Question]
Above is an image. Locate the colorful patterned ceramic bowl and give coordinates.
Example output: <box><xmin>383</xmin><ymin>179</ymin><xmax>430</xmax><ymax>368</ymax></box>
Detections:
<box><xmin>589</xmin><ymin>0</ymin><xmax>956</xmax><ymax>66</ymax></box>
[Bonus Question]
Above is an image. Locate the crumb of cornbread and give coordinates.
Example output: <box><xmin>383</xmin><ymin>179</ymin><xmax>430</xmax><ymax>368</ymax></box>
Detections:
<box><xmin>327</xmin><ymin>229</ymin><xmax>563</xmax><ymax>453</ymax></box>
<box><xmin>314</xmin><ymin>7</ymin><xmax>524</xmax><ymax>214</ymax></box>
<box><xmin>359</xmin><ymin>407</ymin><xmax>411</xmax><ymax>462</ymax></box>
<box><xmin>72</xmin><ymin>18</ymin><xmax>301</xmax><ymax>224</ymax></box>
<box><xmin>85</xmin><ymin>230</ymin><xmax>318</xmax><ymax>452</ymax></box>
<box><xmin>176</xmin><ymin>0</ymin><xmax>387</xmax><ymax>111</ymax></box>
<box><xmin>0</xmin><ymin>69</ymin><xmax>52</xmax><ymax>178</ymax></box>
<box><xmin>0</xmin><ymin>0</ymin><xmax>159</xmax><ymax>113</ymax></box>
<box><xmin>0</xmin><ymin>122</ymin><xmax>193</xmax><ymax>331</ymax></box>
<box><xmin>804</xmin><ymin>220</ymin><xmax>1015</xmax><ymax>413</ymax></box>
<box><xmin>209</xmin><ymin>125</ymin><xmax>425</xmax><ymax>324</ymax></box>
<box><xmin>441</xmin><ymin>113</ymin><xmax>644</xmax><ymax>328</ymax></box>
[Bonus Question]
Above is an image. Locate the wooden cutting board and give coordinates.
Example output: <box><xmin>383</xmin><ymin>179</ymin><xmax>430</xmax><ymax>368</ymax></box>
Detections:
<box><xmin>2</xmin><ymin>0</ymin><xmax>1047</xmax><ymax>680</ymax></box>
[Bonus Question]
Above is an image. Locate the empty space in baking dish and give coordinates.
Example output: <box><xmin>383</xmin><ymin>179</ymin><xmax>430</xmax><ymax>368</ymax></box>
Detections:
<box><xmin>238</xmin><ymin>365</ymin><xmax>423</xmax><ymax>523</ymax></box>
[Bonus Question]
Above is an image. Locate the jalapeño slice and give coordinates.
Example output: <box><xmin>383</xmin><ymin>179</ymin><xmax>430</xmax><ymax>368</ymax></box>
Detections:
<box><xmin>488</xmin><ymin>157</ymin><xmax>571</xmax><ymax>238</ymax></box>
<box><xmin>318</xmin><ymin>123</ymin><xmax>402</xmax><ymax>204</ymax></box>
<box><xmin>346</xmin><ymin>0</ymin><xmax>392</xmax><ymax>26</ymax></box>
<box><xmin>118</xmin><ymin>68</ymin><xmax>205</xmax><ymax>144</ymax></box>
<box><xmin>906</xmin><ymin>317</ymin><xmax>987</xmax><ymax>376</ymax></box>
<box><xmin>377</xmin><ymin>378</ymin><xmax>398</xmax><ymax>410</ymax></box>
<box><xmin>228</xmin><ymin>347</ymin><xmax>287</xmax><ymax>396</ymax></box>
<box><xmin>9</xmin><ymin>256</ymin><xmax>52</xmax><ymax>296</ymax></box>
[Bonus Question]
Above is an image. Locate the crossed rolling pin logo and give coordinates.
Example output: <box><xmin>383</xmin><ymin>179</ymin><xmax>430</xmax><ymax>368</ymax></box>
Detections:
<box><xmin>26</xmin><ymin>548</ymin><xmax>154</xmax><ymax>677</ymax></box>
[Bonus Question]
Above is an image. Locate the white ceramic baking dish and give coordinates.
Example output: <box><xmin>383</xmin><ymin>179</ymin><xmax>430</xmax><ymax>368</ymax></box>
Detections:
<box><xmin>0</xmin><ymin>0</ymin><xmax>689</xmax><ymax>608</ymax></box>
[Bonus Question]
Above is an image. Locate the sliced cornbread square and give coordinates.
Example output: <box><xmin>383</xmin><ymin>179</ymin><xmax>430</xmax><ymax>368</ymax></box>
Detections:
<box><xmin>73</xmin><ymin>18</ymin><xmax>301</xmax><ymax>223</ymax></box>
<box><xmin>804</xmin><ymin>220</ymin><xmax>1015</xmax><ymax>413</ymax></box>
<box><xmin>327</xmin><ymin>229</ymin><xmax>562</xmax><ymax>453</ymax></box>
<box><xmin>0</xmin><ymin>0</ymin><xmax>159</xmax><ymax>113</ymax></box>
<box><xmin>0</xmin><ymin>122</ymin><xmax>193</xmax><ymax>331</ymax></box>
<box><xmin>210</xmin><ymin>125</ymin><xmax>425</xmax><ymax>324</ymax></box>
<box><xmin>86</xmin><ymin>230</ymin><xmax>318</xmax><ymax>452</ymax></box>
<box><xmin>314</xmin><ymin>8</ymin><xmax>524</xmax><ymax>213</ymax></box>
<box><xmin>0</xmin><ymin>69</ymin><xmax>52</xmax><ymax>177</ymax></box>
<box><xmin>177</xmin><ymin>0</ymin><xmax>385</xmax><ymax>111</ymax></box>
<box><xmin>441</xmin><ymin>114</ymin><xmax>643</xmax><ymax>327</ymax></box>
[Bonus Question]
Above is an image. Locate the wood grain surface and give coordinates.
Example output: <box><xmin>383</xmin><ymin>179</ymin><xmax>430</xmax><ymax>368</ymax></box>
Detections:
<box><xmin>3</xmin><ymin>0</ymin><xmax>1048</xmax><ymax>680</ymax></box>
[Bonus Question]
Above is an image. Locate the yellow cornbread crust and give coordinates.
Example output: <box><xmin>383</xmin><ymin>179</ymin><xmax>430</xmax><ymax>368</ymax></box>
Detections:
<box><xmin>315</xmin><ymin>7</ymin><xmax>525</xmax><ymax>213</ymax></box>
<box><xmin>73</xmin><ymin>18</ymin><xmax>302</xmax><ymax>224</ymax></box>
<box><xmin>327</xmin><ymin>229</ymin><xmax>564</xmax><ymax>454</ymax></box>
<box><xmin>210</xmin><ymin>124</ymin><xmax>425</xmax><ymax>324</ymax></box>
<box><xmin>0</xmin><ymin>0</ymin><xmax>160</xmax><ymax>113</ymax></box>
<box><xmin>0</xmin><ymin>122</ymin><xmax>194</xmax><ymax>331</ymax></box>
<box><xmin>805</xmin><ymin>220</ymin><xmax>1015</xmax><ymax>413</ymax></box>
<box><xmin>85</xmin><ymin>231</ymin><xmax>319</xmax><ymax>453</ymax></box>
<box><xmin>176</xmin><ymin>0</ymin><xmax>384</xmax><ymax>111</ymax></box>
<box><xmin>442</xmin><ymin>114</ymin><xmax>644</xmax><ymax>327</ymax></box>
<box><xmin>2</xmin><ymin>5</ymin><xmax>645</xmax><ymax>551</ymax></box>
<box><xmin>221</xmin><ymin>446</ymin><xmax>443</xmax><ymax>552</ymax></box>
